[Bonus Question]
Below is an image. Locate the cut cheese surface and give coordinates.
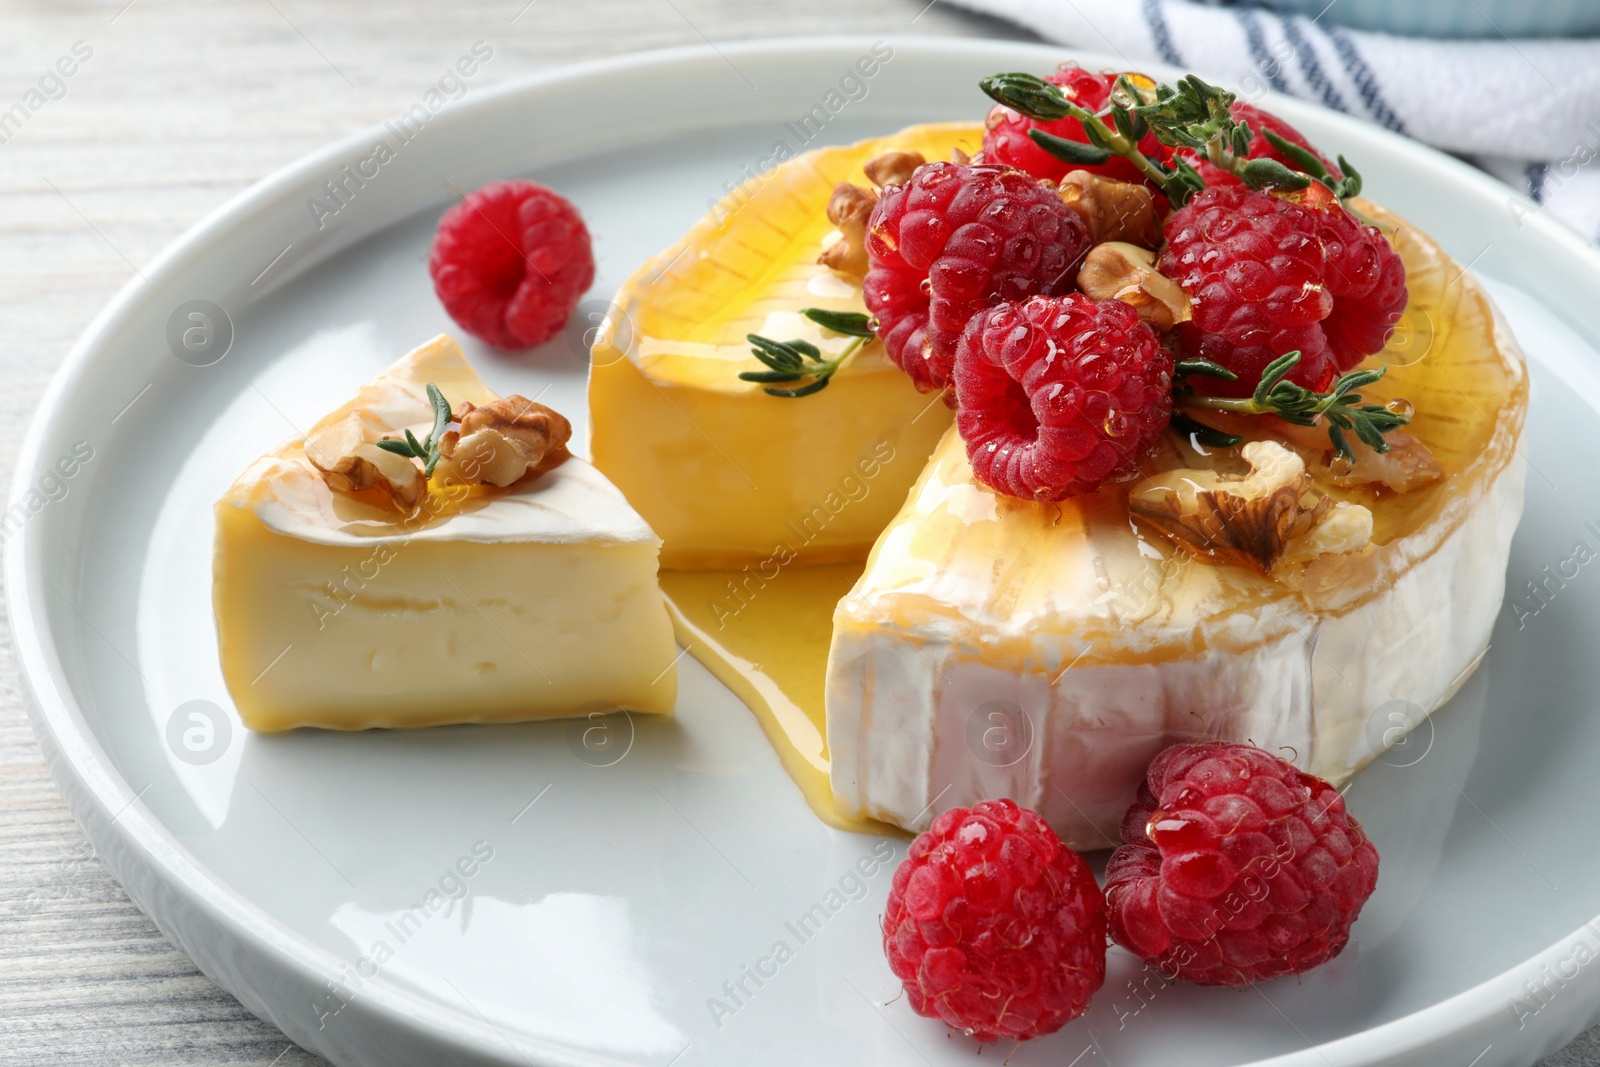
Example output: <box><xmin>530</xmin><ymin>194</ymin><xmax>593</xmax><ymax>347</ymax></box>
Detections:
<box><xmin>825</xmin><ymin>205</ymin><xmax>1529</xmax><ymax>845</ymax></box>
<box><xmin>588</xmin><ymin>124</ymin><xmax>983</xmax><ymax>569</ymax></box>
<box><xmin>214</xmin><ymin>335</ymin><xmax>679</xmax><ymax>732</ymax></box>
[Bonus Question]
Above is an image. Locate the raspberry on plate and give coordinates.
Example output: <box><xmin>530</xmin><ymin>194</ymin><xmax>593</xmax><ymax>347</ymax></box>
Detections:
<box><xmin>982</xmin><ymin>65</ymin><xmax>1172</xmax><ymax>186</ymax></box>
<box><xmin>1106</xmin><ymin>741</ymin><xmax>1380</xmax><ymax>986</ymax></box>
<box><xmin>864</xmin><ymin>162</ymin><xmax>1090</xmax><ymax>392</ymax></box>
<box><xmin>428</xmin><ymin>179</ymin><xmax>595</xmax><ymax>350</ymax></box>
<box><xmin>953</xmin><ymin>294</ymin><xmax>1172</xmax><ymax>501</ymax></box>
<box><xmin>883</xmin><ymin>799</ymin><xmax>1106</xmax><ymax>1042</ymax></box>
<box><xmin>1160</xmin><ymin>184</ymin><xmax>1407</xmax><ymax>394</ymax></box>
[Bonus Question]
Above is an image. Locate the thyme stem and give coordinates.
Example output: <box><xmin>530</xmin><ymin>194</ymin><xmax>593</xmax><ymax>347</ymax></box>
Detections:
<box><xmin>737</xmin><ymin>309</ymin><xmax>874</xmax><ymax>397</ymax></box>
<box><xmin>1173</xmin><ymin>351</ymin><xmax>1412</xmax><ymax>460</ymax></box>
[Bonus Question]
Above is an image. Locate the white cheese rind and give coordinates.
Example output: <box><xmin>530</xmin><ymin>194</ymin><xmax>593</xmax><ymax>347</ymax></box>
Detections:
<box><xmin>826</xmin><ymin>450</ymin><xmax>1526</xmax><ymax>850</ymax></box>
<box><xmin>247</xmin><ymin>451</ymin><xmax>659</xmax><ymax>548</ymax></box>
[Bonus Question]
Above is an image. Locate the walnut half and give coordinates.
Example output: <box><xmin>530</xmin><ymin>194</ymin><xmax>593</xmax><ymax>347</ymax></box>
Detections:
<box><xmin>306</xmin><ymin>390</ymin><xmax>573</xmax><ymax>507</ymax></box>
<box><xmin>1129</xmin><ymin>441</ymin><xmax>1319</xmax><ymax>573</ymax></box>
<box><xmin>817</xmin><ymin>182</ymin><xmax>877</xmax><ymax>278</ymax></box>
<box><xmin>304</xmin><ymin>412</ymin><xmax>426</xmax><ymax>508</ymax></box>
<box><xmin>818</xmin><ymin>149</ymin><xmax>930</xmax><ymax>279</ymax></box>
<box><xmin>436</xmin><ymin>396</ymin><xmax>572</xmax><ymax>488</ymax></box>
<box><xmin>1077</xmin><ymin>242</ymin><xmax>1192</xmax><ymax>332</ymax></box>
<box><xmin>1283</xmin><ymin>501</ymin><xmax>1374</xmax><ymax>565</ymax></box>
<box><xmin>1058</xmin><ymin>171</ymin><xmax>1160</xmax><ymax>247</ymax></box>
<box><xmin>862</xmin><ymin>149</ymin><xmax>926</xmax><ymax>190</ymax></box>
<box><xmin>1269</xmin><ymin>419</ymin><xmax>1442</xmax><ymax>494</ymax></box>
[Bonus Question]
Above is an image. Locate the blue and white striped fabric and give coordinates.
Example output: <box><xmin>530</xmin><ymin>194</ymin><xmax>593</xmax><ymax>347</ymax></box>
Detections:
<box><xmin>948</xmin><ymin>0</ymin><xmax>1600</xmax><ymax>242</ymax></box>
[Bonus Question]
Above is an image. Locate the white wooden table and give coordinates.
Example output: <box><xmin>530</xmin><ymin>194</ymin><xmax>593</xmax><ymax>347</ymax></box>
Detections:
<box><xmin>0</xmin><ymin>2</ymin><xmax>1593</xmax><ymax>1064</ymax></box>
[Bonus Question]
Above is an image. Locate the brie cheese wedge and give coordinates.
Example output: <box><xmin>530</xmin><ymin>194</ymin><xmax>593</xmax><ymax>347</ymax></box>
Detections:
<box><xmin>214</xmin><ymin>335</ymin><xmax>679</xmax><ymax>731</ymax></box>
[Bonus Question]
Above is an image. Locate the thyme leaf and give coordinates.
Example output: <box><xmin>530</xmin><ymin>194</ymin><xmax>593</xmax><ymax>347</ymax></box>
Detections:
<box><xmin>1174</xmin><ymin>352</ymin><xmax>1413</xmax><ymax>460</ymax></box>
<box><xmin>735</xmin><ymin>309</ymin><xmax>878</xmax><ymax>397</ymax></box>
<box><xmin>375</xmin><ymin>381</ymin><xmax>454</xmax><ymax>476</ymax></box>
<box><xmin>981</xmin><ymin>70</ymin><xmax>1365</xmax><ymax>208</ymax></box>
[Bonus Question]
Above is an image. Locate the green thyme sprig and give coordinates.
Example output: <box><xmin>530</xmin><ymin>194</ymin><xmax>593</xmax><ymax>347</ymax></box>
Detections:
<box><xmin>1173</xmin><ymin>351</ymin><xmax>1411</xmax><ymax>460</ymax></box>
<box><xmin>1259</xmin><ymin>128</ymin><xmax>1363</xmax><ymax>199</ymax></box>
<box><xmin>374</xmin><ymin>381</ymin><xmax>452</xmax><ymax>476</ymax></box>
<box><xmin>981</xmin><ymin>72</ymin><xmax>1185</xmax><ymax>197</ymax></box>
<box><xmin>979</xmin><ymin>71</ymin><xmax>1361</xmax><ymax>207</ymax></box>
<box><xmin>738</xmin><ymin>308</ymin><xmax>874</xmax><ymax>397</ymax></box>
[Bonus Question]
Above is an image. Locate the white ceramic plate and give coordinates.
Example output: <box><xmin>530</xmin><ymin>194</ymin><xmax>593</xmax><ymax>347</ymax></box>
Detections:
<box><xmin>12</xmin><ymin>37</ymin><xmax>1600</xmax><ymax>1067</ymax></box>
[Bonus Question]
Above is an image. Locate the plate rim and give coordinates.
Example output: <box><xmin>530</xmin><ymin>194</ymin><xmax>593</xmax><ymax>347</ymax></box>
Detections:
<box><xmin>9</xmin><ymin>34</ymin><xmax>1600</xmax><ymax>1067</ymax></box>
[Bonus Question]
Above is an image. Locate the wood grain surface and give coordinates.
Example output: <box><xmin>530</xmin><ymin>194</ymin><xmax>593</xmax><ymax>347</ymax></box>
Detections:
<box><xmin>0</xmin><ymin>2</ymin><xmax>1594</xmax><ymax>1065</ymax></box>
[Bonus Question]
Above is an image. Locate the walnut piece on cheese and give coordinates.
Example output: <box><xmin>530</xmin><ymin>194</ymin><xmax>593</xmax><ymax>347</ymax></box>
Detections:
<box><xmin>862</xmin><ymin>149</ymin><xmax>926</xmax><ymax>190</ymax></box>
<box><xmin>1277</xmin><ymin>419</ymin><xmax>1443</xmax><ymax>494</ymax></box>
<box><xmin>817</xmin><ymin>182</ymin><xmax>876</xmax><ymax>277</ymax></box>
<box><xmin>818</xmin><ymin>149</ymin><xmax>928</xmax><ymax>278</ymax></box>
<box><xmin>303</xmin><ymin>412</ymin><xmax>426</xmax><ymax>508</ymax></box>
<box><xmin>1057</xmin><ymin>171</ymin><xmax>1161</xmax><ymax>247</ymax></box>
<box><xmin>437</xmin><ymin>397</ymin><xmax>573</xmax><ymax>488</ymax></box>
<box><xmin>1129</xmin><ymin>440</ymin><xmax>1371</xmax><ymax>573</ymax></box>
<box><xmin>305</xmin><ymin>392</ymin><xmax>572</xmax><ymax>506</ymax></box>
<box><xmin>1076</xmin><ymin>241</ymin><xmax>1192</xmax><ymax>332</ymax></box>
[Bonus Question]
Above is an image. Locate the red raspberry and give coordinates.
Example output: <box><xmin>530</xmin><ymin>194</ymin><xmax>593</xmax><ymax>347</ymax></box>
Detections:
<box><xmin>1159</xmin><ymin>184</ymin><xmax>1407</xmax><ymax>395</ymax></box>
<box><xmin>1178</xmin><ymin>102</ymin><xmax>1342</xmax><ymax>191</ymax></box>
<box><xmin>983</xmin><ymin>65</ymin><xmax>1172</xmax><ymax>186</ymax></box>
<box><xmin>864</xmin><ymin>162</ymin><xmax>1089</xmax><ymax>392</ymax></box>
<box><xmin>953</xmin><ymin>294</ymin><xmax>1172</xmax><ymax>501</ymax></box>
<box><xmin>429</xmin><ymin>180</ymin><xmax>595</xmax><ymax>350</ymax></box>
<box><xmin>883</xmin><ymin>799</ymin><xmax>1106</xmax><ymax>1042</ymax></box>
<box><xmin>1106</xmin><ymin>742</ymin><xmax>1380</xmax><ymax>986</ymax></box>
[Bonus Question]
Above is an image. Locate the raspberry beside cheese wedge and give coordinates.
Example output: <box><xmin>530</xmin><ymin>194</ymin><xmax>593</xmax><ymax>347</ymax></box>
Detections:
<box><xmin>826</xmin><ymin>205</ymin><xmax>1528</xmax><ymax>846</ymax></box>
<box><xmin>214</xmin><ymin>334</ymin><xmax>678</xmax><ymax>731</ymax></box>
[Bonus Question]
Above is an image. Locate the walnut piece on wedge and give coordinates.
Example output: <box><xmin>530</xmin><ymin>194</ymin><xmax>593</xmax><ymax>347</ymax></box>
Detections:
<box><xmin>1335</xmin><ymin>429</ymin><xmax>1441</xmax><ymax>493</ymax></box>
<box><xmin>819</xmin><ymin>149</ymin><xmax>930</xmax><ymax>278</ymax></box>
<box><xmin>1129</xmin><ymin>440</ymin><xmax>1318</xmax><ymax>573</ymax></box>
<box><xmin>817</xmin><ymin>182</ymin><xmax>877</xmax><ymax>278</ymax></box>
<box><xmin>862</xmin><ymin>149</ymin><xmax>926</xmax><ymax>190</ymax></box>
<box><xmin>1077</xmin><ymin>242</ymin><xmax>1192</xmax><ymax>332</ymax></box>
<box><xmin>304</xmin><ymin>412</ymin><xmax>426</xmax><ymax>508</ymax></box>
<box><xmin>307</xmin><ymin>387</ymin><xmax>573</xmax><ymax>505</ymax></box>
<box><xmin>436</xmin><ymin>396</ymin><xmax>572</xmax><ymax>488</ymax></box>
<box><xmin>1058</xmin><ymin>171</ymin><xmax>1160</xmax><ymax>247</ymax></box>
<box><xmin>1270</xmin><ymin>419</ymin><xmax>1442</xmax><ymax>494</ymax></box>
<box><xmin>1293</xmin><ymin>501</ymin><xmax>1374</xmax><ymax>560</ymax></box>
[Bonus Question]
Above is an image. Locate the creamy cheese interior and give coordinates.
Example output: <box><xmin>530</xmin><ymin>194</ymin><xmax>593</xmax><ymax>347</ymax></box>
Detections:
<box><xmin>586</xmin><ymin>125</ymin><xmax>981</xmax><ymax>568</ymax></box>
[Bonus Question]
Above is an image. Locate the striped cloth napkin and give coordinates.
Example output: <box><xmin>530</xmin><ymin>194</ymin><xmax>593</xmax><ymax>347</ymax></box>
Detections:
<box><xmin>947</xmin><ymin>0</ymin><xmax>1600</xmax><ymax>241</ymax></box>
